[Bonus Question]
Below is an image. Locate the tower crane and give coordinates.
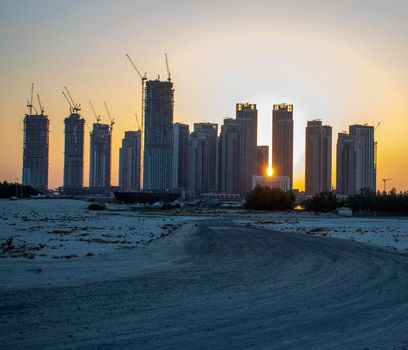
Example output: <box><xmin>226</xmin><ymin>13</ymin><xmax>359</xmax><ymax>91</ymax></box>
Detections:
<box><xmin>37</xmin><ymin>94</ymin><xmax>45</xmax><ymax>114</ymax></box>
<box><xmin>26</xmin><ymin>82</ymin><xmax>37</xmax><ymax>115</ymax></box>
<box><xmin>382</xmin><ymin>178</ymin><xmax>392</xmax><ymax>193</ymax></box>
<box><xmin>64</xmin><ymin>86</ymin><xmax>81</xmax><ymax>113</ymax></box>
<box><xmin>62</xmin><ymin>91</ymin><xmax>73</xmax><ymax>114</ymax></box>
<box><xmin>125</xmin><ymin>53</ymin><xmax>146</xmax><ymax>131</ymax></box>
<box><xmin>89</xmin><ymin>101</ymin><xmax>101</xmax><ymax>123</ymax></box>
<box><xmin>104</xmin><ymin>102</ymin><xmax>115</xmax><ymax>133</ymax></box>
<box><xmin>165</xmin><ymin>53</ymin><xmax>171</xmax><ymax>82</ymax></box>
<box><xmin>85</xmin><ymin>121</ymin><xmax>92</xmax><ymax>136</ymax></box>
<box><xmin>126</xmin><ymin>53</ymin><xmax>147</xmax><ymax>189</ymax></box>
<box><xmin>135</xmin><ymin>113</ymin><xmax>141</xmax><ymax>131</ymax></box>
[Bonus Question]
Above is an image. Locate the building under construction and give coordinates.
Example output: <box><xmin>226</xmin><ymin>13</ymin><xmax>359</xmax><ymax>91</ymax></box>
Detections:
<box><xmin>89</xmin><ymin>123</ymin><xmax>111</xmax><ymax>188</ymax></box>
<box><xmin>22</xmin><ymin>85</ymin><xmax>49</xmax><ymax>193</ymax></box>
<box><xmin>64</xmin><ymin>113</ymin><xmax>85</xmax><ymax>189</ymax></box>
<box><xmin>143</xmin><ymin>79</ymin><xmax>174</xmax><ymax>191</ymax></box>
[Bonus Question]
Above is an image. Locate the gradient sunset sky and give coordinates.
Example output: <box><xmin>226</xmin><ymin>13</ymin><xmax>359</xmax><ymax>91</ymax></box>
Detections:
<box><xmin>0</xmin><ymin>0</ymin><xmax>407</xmax><ymax>191</ymax></box>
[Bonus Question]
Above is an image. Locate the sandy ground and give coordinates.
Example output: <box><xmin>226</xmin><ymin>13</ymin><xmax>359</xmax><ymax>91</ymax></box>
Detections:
<box><xmin>1</xmin><ymin>200</ymin><xmax>408</xmax><ymax>349</ymax></box>
<box><xmin>0</xmin><ymin>199</ymin><xmax>204</xmax><ymax>261</ymax></box>
<box><xmin>236</xmin><ymin>211</ymin><xmax>408</xmax><ymax>251</ymax></box>
<box><xmin>1</xmin><ymin>219</ymin><xmax>408</xmax><ymax>349</ymax></box>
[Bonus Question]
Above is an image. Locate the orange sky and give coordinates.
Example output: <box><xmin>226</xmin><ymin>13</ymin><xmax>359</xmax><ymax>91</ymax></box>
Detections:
<box><xmin>0</xmin><ymin>0</ymin><xmax>407</xmax><ymax>191</ymax></box>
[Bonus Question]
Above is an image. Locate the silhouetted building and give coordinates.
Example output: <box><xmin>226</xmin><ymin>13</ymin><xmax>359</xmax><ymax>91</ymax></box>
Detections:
<box><xmin>305</xmin><ymin>120</ymin><xmax>332</xmax><ymax>195</ymax></box>
<box><xmin>173</xmin><ymin>123</ymin><xmax>189</xmax><ymax>190</ymax></box>
<box><xmin>336</xmin><ymin>124</ymin><xmax>375</xmax><ymax>195</ymax></box>
<box><xmin>187</xmin><ymin>131</ymin><xmax>208</xmax><ymax>195</ymax></box>
<box><xmin>119</xmin><ymin>130</ymin><xmax>141</xmax><ymax>192</ymax></box>
<box><xmin>63</xmin><ymin>113</ymin><xmax>85</xmax><ymax>189</ymax></box>
<box><xmin>349</xmin><ymin>124</ymin><xmax>376</xmax><ymax>192</ymax></box>
<box><xmin>89</xmin><ymin>123</ymin><xmax>111</xmax><ymax>188</ymax></box>
<box><xmin>22</xmin><ymin>114</ymin><xmax>49</xmax><ymax>193</ymax></box>
<box><xmin>272</xmin><ymin>104</ymin><xmax>293</xmax><ymax>189</ymax></box>
<box><xmin>236</xmin><ymin>103</ymin><xmax>258</xmax><ymax>196</ymax></box>
<box><xmin>218</xmin><ymin>118</ymin><xmax>240</xmax><ymax>194</ymax></box>
<box><xmin>143</xmin><ymin>79</ymin><xmax>174</xmax><ymax>190</ymax></box>
<box><xmin>252</xmin><ymin>175</ymin><xmax>291</xmax><ymax>192</ymax></box>
<box><xmin>193</xmin><ymin>122</ymin><xmax>218</xmax><ymax>192</ymax></box>
<box><xmin>257</xmin><ymin>145</ymin><xmax>269</xmax><ymax>176</ymax></box>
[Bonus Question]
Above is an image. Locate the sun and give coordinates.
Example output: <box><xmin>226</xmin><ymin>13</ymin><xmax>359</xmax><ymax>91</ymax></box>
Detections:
<box><xmin>267</xmin><ymin>166</ymin><xmax>273</xmax><ymax>177</ymax></box>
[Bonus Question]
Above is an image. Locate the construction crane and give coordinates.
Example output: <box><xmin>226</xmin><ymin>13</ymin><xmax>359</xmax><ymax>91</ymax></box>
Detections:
<box><xmin>125</xmin><ymin>53</ymin><xmax>146</xmax><ymax>129</ymax></box>
<box><xmin>382</xmin><ymin>178</ymin><xmax>392</xmax><ymax>193</ymax></box>
<box><xmin>165</xmin><ymin>53</ymin><xmax>171</xmax><ymax>82</ymax></box>
<box><xmin>85</xmin><ymin>120</ymin><xmax>92</xmax><ymax>136</ymax></box>
<box><xmin>373</xmin><ymin>122</ymin><xmax>381</xmax><ymax>185</ymax></box>
<box><xmin>26</xmin><ymin>82</ymin><xmax>37</xmax><ymax>115</ymax></box>
<box><xmin>134</xmin><ymin>113</ymin><xmax>141</xmax><ymax>131</ymax></box>
<box><xmin>126</xmin><ymin>53</ymin><xmax>147</xmax><ymax>190</ymax></box>
<box><xmin>62</xmin><ymin>91</ymin><xmax>73</xmax><ymax>114</ymax></box>
<box><xmin>37</xmin><ymin>94</ymin><xmax>45</xmax><ymax>114</ymax></box>
<box><xmin>104</xmin><ymin>102</ymin><xmax>115</xmax><ymax>133</ymax></box>
<box><xmin>64</xmin><ymin>86</ymin><xmax>81</xmax><ymax>113</ymax></box>
<box><xmin>89</xmin><ymin>101</ymin><xmax>101</xmax><ymax>123</ymax></box>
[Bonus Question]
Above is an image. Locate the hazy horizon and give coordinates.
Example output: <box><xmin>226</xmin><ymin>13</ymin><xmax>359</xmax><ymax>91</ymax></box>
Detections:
<box><xmin>1</xmin><ymin>0</ymin><xmax>407</xmax><ymax>191</ymax></box>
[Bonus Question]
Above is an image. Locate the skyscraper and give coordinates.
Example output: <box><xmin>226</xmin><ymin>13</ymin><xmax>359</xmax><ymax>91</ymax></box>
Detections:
<box><xmin>143</xmin><ymin>79</ymin><xmax>174</xmax><ymax>191</ymax></box>
<box><xmin>219</xmin><ymin>118</ymin><xmax>240</xmax><ymax>194</ymax></box>
<box><xmin>89</xmin><ymin>123</ymin><xmax>111</xmax><ymax>188</ymax></box>
<box><xmin>272</xmin><ymin>104</ymin><xmax>293</xmax><ymax>189</ymax></box>
<box><xmin>349</xmin><ymin>124</ymin><xmax>376</xmax><ymax>192</ymax></box>
<box><xmin>187</xmin><ymin>131</ymin><xmax>208</xmax><ymax>195</ymax></box>
<box><xmin>63</xmin><ymin>113</ymin><xmax>85</xmax><ymax>189</ymax></box>
<box><xmin>305</xmin><ymin>120</ymin><xmax>332</xmax><ymax>195</ymax></box>
<box><xmin>193</xmin><ymin>122</ymin><xmax>218</xmax><ymax>192</ymax></box>
<box><xmin>256</xmin><ymin>145</ymin><xmax>269</xmax><ymax>177</ymax></box>
<box><xmin>119</xmin><ymin>130</ymin><xmax>141</xmax><ymax>192</ymax></box>
<box><xmin>336</xmin><ymin>124</ymin><xmax>375</xmax><ymax>195</ymax></box>
<box><xmin>173</xmin><ymin>123</ymin><xmax>189</xmax><ymax>190</ymax></box>
<box><xmin>236</xmin><ymin>103</ymin><xmax>258</xmax><ymax>196</ymax></box>
<box><xmin>22</xmin><ymin>114</ymin><xmax>49</xmax><ymax>193</ymax></box>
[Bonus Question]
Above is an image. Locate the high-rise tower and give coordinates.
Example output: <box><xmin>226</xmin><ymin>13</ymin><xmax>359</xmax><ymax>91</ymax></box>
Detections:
<box><xmin>119</xmin><ymin>130</ymin><xmax>141</xmax><ymax>192</ymax></box>
<box><xmin>173</xmin><ymin>123</ymin><xmax>189</xmax><ymax>190</ymax></box>
<box><xmin>256</xmin><ymin>145</ymin><xmax>269</xmax><ymax>177</ymax></box>
<box><xmin>218</xmin><ymin>118</ymin><xmax>240</xmax><ymax>194</ymax></box>
<box><xmin>22</xmin><ymin>114</ymin><xmax>49</xmax><ymax>193</ymax></box>
<box><xmin>89</xmin><ymin>123</ymin><xmax>111</xmax><ymax>188</ymax></box>
<box><xmin>336</xmin><ymin>124</ymin><xmax>375</xmax><ymax>195</ymax></box>
<box><xmin>143</xmin><ymin>79</ymin><xmax>174</xmax><ymax>191</ymax></box>
<box><xmin>64</xmin><ymin>113</ymin><xmax>85</xmax><ymax>189</ymax></box>
<box><xmin>272</xmin><ymin>104</ymin><xmax>293</xmax><ymax>189</ymax></box>
<box><xmin>305</xmin><ymin>120</ymin><xmax>332</xmax><ymax>195</ymax></box>
<box><xmin>193</xmin><ymin>122</ymin><xmax>218</xmax><ymax>192</ymax></box>
<box><xmin>236</xmin><ymin>103</ymin><xmax>258</xmax><ymax>196</ymax></box>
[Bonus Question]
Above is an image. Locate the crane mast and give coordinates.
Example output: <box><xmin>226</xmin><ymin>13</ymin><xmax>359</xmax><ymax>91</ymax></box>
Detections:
<box><xmin>89</xmin><ymin>101</ymin><xmax>101</xmax><ymax>123</ymax></box>
<box><xmin>165</xmin><ymin>53</ymin><xmax>171</xmax><ymax>82</ymax></box>
<box><xmin>37</xmin><ymin>94</ymin><xmax>45</xmax><ymax>115</ymax></box>
<box><xmin>104</xmin><ymin>102</ymin><xmax>115</xmax><ymax>133</ymax></box>
<box><xmin>62</xmin><ymin>91</ymin><xmax>74</xmax><ymax>113</ymax></box>
<box><xmin>26</xmin><ymin>82</ymin><xmax>37</xmax><ymax>115</ymax></box>
<box><xmin>64</xmin><ymin>86</ymin><xmax>81</xmax><ymax>113</ymax></box>
<box><xmin>126</xmin><ymin>53</ymin><xmax>147</xmax><ymax>190</ymax></box>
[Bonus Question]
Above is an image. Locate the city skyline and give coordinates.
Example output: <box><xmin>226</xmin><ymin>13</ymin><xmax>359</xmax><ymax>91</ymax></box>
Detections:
<box><xmin>1</xmin><ymin>1</ymin><xmax>407</xmax><ymax>191</ymax></box>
